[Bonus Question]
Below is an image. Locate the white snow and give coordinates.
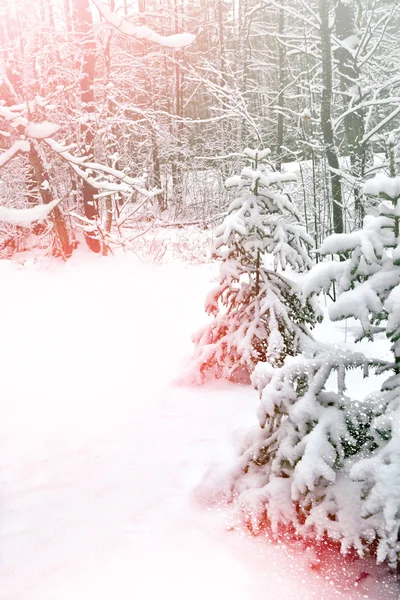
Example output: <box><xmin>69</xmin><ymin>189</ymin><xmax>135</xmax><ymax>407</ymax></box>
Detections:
<box><xmin>44</xmin><ymin>137</ymin><xmax>155</xmax><ymax>198</ymax></box>
<box><xmin>0</xmin><ymin>197</ymin><xmax>61</xmax><ymax>225</ymax></box>
<box><xmin>25</xmin><ymin>121</ymin><xmax>60</xmax><ymax>139</ymax></box>
<box><xmin>243</xmin><ymin>147</ymin><xmax>271</xmax><ymax>161</ymax></box>
<box><xmin>92</xmin><ymin>0</ymin><xmax>196</xmax><ymax>48</ymax></box>
<box><xmin>340</xmin><ymin>35</ymin><xmax>359</xmax><ymax>51</ymax></box>
<box><xmin>0</xmin><ymin>139</ymin><xmax>30</xmax><ymax>168</ymax></box>
<box><xmin>0</xmin><ymin>250</ymin><xmax>397</xmax><ymax>600</ymax></box>
<box><xmin>364</xmin><ymin>174</ymin><xmax>400</xmax><ymax>198</ymax></box>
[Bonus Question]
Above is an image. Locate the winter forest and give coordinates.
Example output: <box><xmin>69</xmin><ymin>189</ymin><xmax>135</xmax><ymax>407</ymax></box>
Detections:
<box><xmin>2</xmin><ymin>0</ymin><xmax>400</xmax><ymax>598</ymax></box>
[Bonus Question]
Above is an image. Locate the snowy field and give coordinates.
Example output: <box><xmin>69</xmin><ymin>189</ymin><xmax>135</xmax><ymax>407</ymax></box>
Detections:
<box><xmin>0</xmin><ymin>247</ymin><xmax>399</xmax><ymax>600</ymax></box>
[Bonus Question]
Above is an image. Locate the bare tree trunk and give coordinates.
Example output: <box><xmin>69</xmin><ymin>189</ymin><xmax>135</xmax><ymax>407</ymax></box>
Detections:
<box><xmin>172</xmin><ymin>0</ymin><xmax>184</xmax><ymax>212</ymax></box>
<box><xmin>102</xmin><ymin>197</ymin><xmax>113</xmax><ymax>256</ymax></box>
<box><xmin>100</xmin><ymin>0</ymin><xmax>115</xmax><ymax>256</ymax></box>
<box><xmin>46</xmin><ymin>0</ymin><xmax>55</xmax><ymax>29</ymax></box>
<box><xmin>217</xmin><ymin>0</ymin><xmax>226</xmax><ymax>78</ymax></box>
<box><xmin>29</xmin><ymin>143</ymin><xmax>73</xmax><ymax>258</ymax></box>
<box><xmin>63</xmin><ymin>0</ymin><xmax>73</xmax><ymax>33</ymax></box>
<box><xmin>73</xmin><ymin>0</ymin><xmax>101</xmax><ymax>252</ymax></box>
<box><xmin>335</xmin><ymin>0</ymin><xmax>365</xmax><ymax>227</ymax></box>
<box><xmin>151</xmin><ymin>127</ymin><xmax>166</xmax><ymax>210</ymax></box>
<box><xmin>319</xmin><ymin>0</ymin><xmax>344</xmax><ymax>234</ymax></box>
<box><xmin>276</xmin><ymin>6</ymin><xmax>285</xmax><ymax>171</ymax></box>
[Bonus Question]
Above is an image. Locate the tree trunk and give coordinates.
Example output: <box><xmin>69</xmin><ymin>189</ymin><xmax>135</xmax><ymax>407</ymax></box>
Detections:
<box><xmin>276</xmin><ymin>6</ymin><xmax>285</xmax><ymax>171</ymax></box>
<box><xmin>151</xmin><ymin>127</ymin><xmax>166</xmax><ymax>211</ymax></box>
<box><xmin>172</xmin><ymin>0</ymin><xmax>184</xmax><ymax>211</ymax></box>
<box><xmin>102</xmin><ymin>196</ymin><xmax>113</xmax><ymax>256</ymax></box>
<box><xmin>63</xmin><ymin>0</ymin><xmax>72</xmax><ymax>33</ymax></box>
<box><xmin>29</xmin><ymin>143</ymin><xmax>73</xmax><ymax>258</ymax></box>
<box><xmin>217</xmin><ymin>0</ymin><xmax>226</xmax><ymax>78</ymax></box>
<box><xmin>73</xmin><ymin>0</ymin><xmax>101</xmax><ymax>253</ymax></box>
<box><xmin>319</xmin><ymin>0</ymin><xmax>344</xmax><ymax>234</ymax></box>
<box><xmin>335</xmin><ymin>0</ymin><xmax>365</xmax><ymax>227</ymax></box>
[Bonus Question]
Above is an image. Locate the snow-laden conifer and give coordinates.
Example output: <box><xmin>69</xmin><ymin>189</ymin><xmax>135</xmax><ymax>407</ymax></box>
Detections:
<box><xmin>303</xmin><ymin>140</ymin><xmax>400</xmax><ymax>561</ymax></box>
<box><xmin>203</xmin><ymin>139</ymin><xmax>400</xmax><ymax>567</ymax></box>
<box><xmin>186</xmin><ymin>148</ymin><xmax>317</xmax><ymax>384</ymax></box>
<box><xmin>239</xmin><ymin>136</ymin><xmax>400</xmax><ymax>566</ymax></box>
<box><xmin>214</xmin><ymin>346</ymin><xmax>384</xmax><ymax>556</ymax></box>
<box><xmin>340</xmin><ymin>140</ymin><xmax>400</xmax><ymax>567</ymax></box>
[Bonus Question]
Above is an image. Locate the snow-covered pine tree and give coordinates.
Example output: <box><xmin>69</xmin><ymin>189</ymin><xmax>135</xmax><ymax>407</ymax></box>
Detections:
<box><xmin>202</xmin><ymin>139</ymin><xmax>400</xmax><ymax>566</ymax></box>
<box><xmin>186</xmin><ymin>148</ymin><xmax>318</xmax><ymax>384</ymax></box>
<box><xmin>215</xmin><ymin>346</ymin><xmax>384</xmax><ymax>555</ymax></box>
<box><xmin>229</xmin><ymin>136</ymin><xmax>400</xmax><ymax>566</ymax></box>
<box><xmin>346</xmin><ymin>138</ymin><xmax>400</xmax><ymax>568</ymax></box>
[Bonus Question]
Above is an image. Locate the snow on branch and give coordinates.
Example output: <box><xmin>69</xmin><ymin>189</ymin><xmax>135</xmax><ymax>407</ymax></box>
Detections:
<box><xmin>363</xmin><ymin>173</ymin><xmax>400</xmax><ymax>198</ymax></box>
<box><xmin>0</xmin><ymin>198</ymin><xmax>61</xmax><ymax>226</ymax></box>
<box><xmin>362</xmin><ymin>105</ymin><xmax>400</xmax><ymax>145</ymax></box>
<box><xmin>26</xmin><ymin>121</ymin><xmax>60</xmax><ymax>139</ymax></box>
<box><xmin>0</xmin><ymin>99</ymin><xmax>50</xmax><ymax>129</ymax></box>
<box><xmin>0</xmin><ymin>102</ymin><xmax>161</xmax><ymax>222</ymax></box>
<box><xmin>2</xmin><ymin>101</ymin><xmax>159</xmax><ymax>199</ymax></box>
<box><xmin>44</xmin><ymin>137</ymin><xmax>161</xmax><ymax>199</ymax></box>
<box><xmin>91</xmin><ymin>0</ymin><xmax>196</xmax><ymax>48</ymax></box>
<box><xmin>0</xmin><ymin>104</ymin><xmax>27</xmax><ymax>129</ymax></box>
<box><xmin>0</xmin><ymin>140</ymin><xmax>30</xmax><ymax>168</ymax></box>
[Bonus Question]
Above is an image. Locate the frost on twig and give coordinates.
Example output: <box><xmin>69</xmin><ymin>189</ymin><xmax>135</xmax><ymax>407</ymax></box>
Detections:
<box><xmin>91</xmin><ymin>0</ymin><xmax>196</xmax><ymax>48</ymax></box>
<box><xmin>0</xmin><ymin>102</ymin><xmax>161</xmax><ymax>231</ymax></box>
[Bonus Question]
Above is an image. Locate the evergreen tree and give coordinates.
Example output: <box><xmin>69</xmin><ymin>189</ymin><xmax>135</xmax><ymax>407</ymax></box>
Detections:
<box><xmin>222</xmin><ymin>137</ymin><xmax>400</xmax><ymax>567</ymax></box>
<box><xmin>220</xmin><ymin>346</ymin><xmax>384</xmax><ymax>556</ymax></box>
<box><xmin>186</xmin><ymin>148</ymin><xmax>318</xmax><ymax>384</ymax></box>
<box><xmin>343</xmin><ymin>138</ymin><xmax>400</xmax><ymax>567</ymax></box>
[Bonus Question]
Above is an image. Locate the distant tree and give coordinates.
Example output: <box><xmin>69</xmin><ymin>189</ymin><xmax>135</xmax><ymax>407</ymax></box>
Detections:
<box><xmin>186</xmin><ymin>147</ymin><xmax>318</xmax><ymax>384</ymax></box>
<box><xmin>0</xmin><ymin>0</ymin><xmax>195</xmax><ymax>257</ymax></box>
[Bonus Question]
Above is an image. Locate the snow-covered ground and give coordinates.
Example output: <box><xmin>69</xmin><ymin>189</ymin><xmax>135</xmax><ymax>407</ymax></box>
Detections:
<box><xmin>0</xmin><ymin>249</ymin><xmax>398</xmax><ymax>600</ymax></box>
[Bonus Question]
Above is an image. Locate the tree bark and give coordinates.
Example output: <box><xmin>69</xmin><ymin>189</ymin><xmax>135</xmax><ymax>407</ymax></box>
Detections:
<box><xmin>172</xmin><ymin>0</ymin><xmax>184</xmax><ymax>211</ymax></box>
<box><xmin>73</xmin><ymin>0</ymin><xmax>101</xmax><ymax>252</ymax></box>
<box><xmin>335</xmin><ymin>0</ymin><xmax>365</xmax><ymax>227</ymax></box>
<box><xmin>29</xmin><ymin>143</ymin><xmax>73</xmax><ymax>258</ymax></box>
<box><xmin>319</xmin><ymin>0</ymin><xmax>344</xmax><ymax>234</ymax></box>
<box><xmin>276</xmin><ymin>6</ymin><xmax>285</xmax><ymax>172</ymax></box>
<box><xmin>151</xmin><ymin>127</ymin><xmax>166</xmax><ymax>210</ymax></box>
